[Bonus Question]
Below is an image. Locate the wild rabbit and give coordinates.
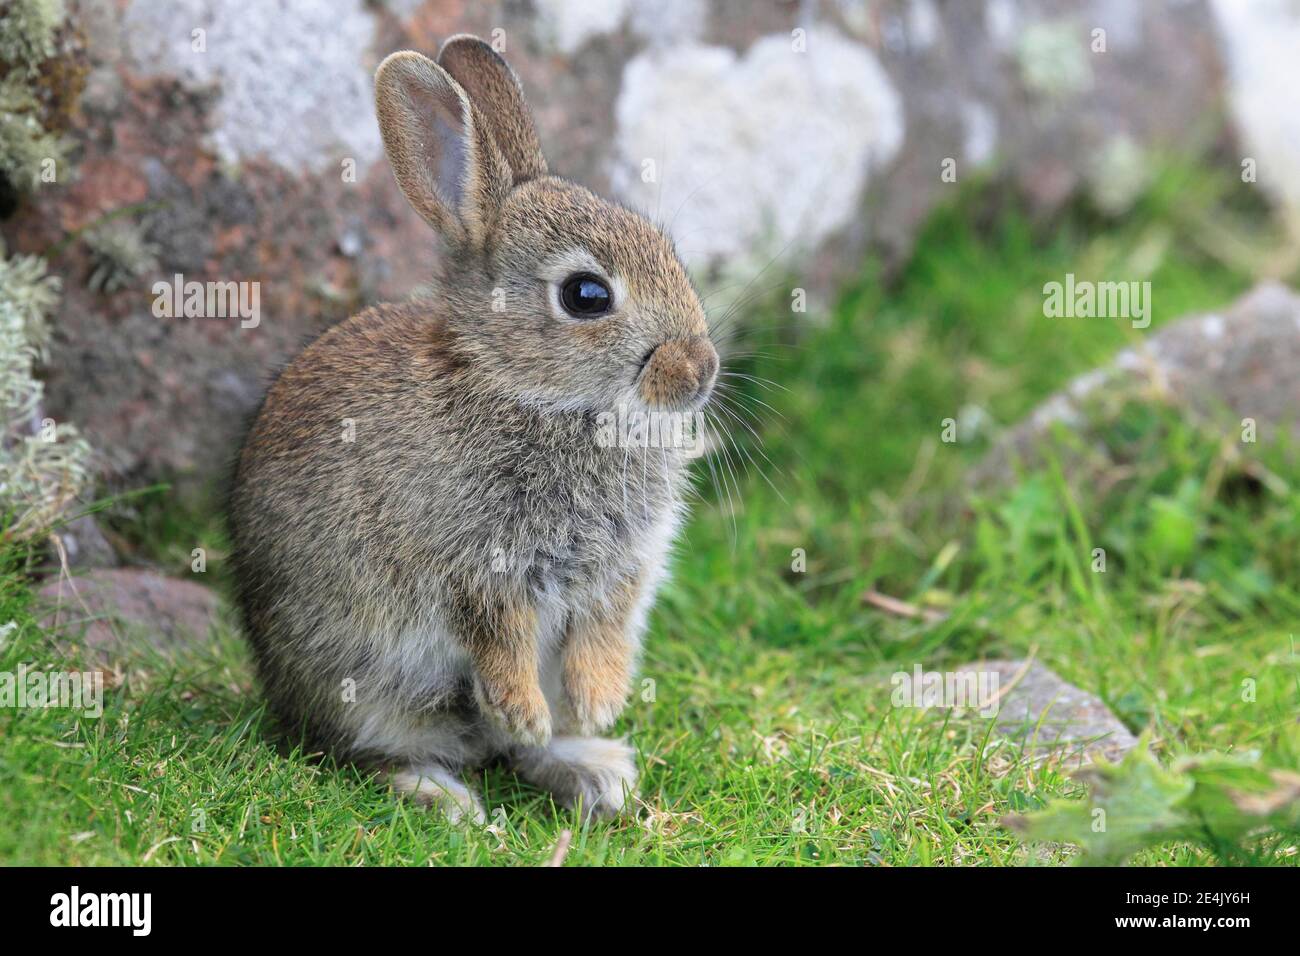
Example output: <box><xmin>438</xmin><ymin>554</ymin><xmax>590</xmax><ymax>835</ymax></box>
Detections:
<box><xmin>229</xmin><ymin>36</ymin><xmax>718</xmax><ymax>822</ymax></box>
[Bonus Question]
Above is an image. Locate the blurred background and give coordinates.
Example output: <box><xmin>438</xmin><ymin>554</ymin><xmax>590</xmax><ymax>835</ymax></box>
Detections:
<box><xmin>3</xmin><ymin>0</ymin><xmax>1299</xmax><ymax>501</ymax></box>
<box><xmin>2</xmin><ymin>0</ymin><xmax>1299</xmax><ymax>865</ymax></box>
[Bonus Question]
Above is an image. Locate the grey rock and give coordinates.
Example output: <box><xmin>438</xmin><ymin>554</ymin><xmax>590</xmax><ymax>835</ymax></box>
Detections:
<box><xmin>121</xmin><ymin>0</ymin><xmax>384</xmax><ymax>174</ymax></box>
<box><xmin>1212</xmin><ymin>0</ymin><xmax>1300</xmax><ymax>227</ymax></box>
<box><xmin>39</xmin><ymin>568</ymin><xmax>221</xmax><ymax>658</ymax></box>
<box><xmin>1124</xmin><ymin>282</ymin><xmax>1300</xmax><ymax>438</ymax></box>
<box><xmin>976</xmin><ymin>282</ymin><xmax>1300</xmax><ymax>484</ymax></box>
<box><xmin>0</xmin><ymin>0</ymin><xmax>1270</xmax><ymax>494</ymax></box>
<box><xmin>956</xmin><ymin>659</ymin><xmax>1137</xmax><ymax>767</ymax></box>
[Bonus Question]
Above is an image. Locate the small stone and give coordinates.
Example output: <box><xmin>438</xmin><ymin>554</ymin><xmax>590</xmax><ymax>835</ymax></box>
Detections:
<box><xmin>39</xmin><ymin>568</ymin><xmax>221</xmax><ymax>658</ymax></box>
<box><xmin>955</xmin><ymin>659</ymin><xmax>1137</xmax><ymax>768</ymax></box>
<box><xmin>51</xmin><ymin>515</ymin><xmax>119</xmax><ymax>569</ymax></box>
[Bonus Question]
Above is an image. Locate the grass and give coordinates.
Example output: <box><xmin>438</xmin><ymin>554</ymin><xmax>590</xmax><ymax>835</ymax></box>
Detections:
<box><xmin>2</xmin><ymin>165</ymin><xmax>1298</xmax><ymax>866</ymax></box>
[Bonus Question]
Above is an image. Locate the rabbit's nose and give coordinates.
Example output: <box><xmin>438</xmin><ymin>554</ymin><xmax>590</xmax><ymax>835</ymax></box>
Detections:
<box><xmin>639</xmin><ymin>336</ymin><xmax>718</xmax><ymax>409</ymax></box>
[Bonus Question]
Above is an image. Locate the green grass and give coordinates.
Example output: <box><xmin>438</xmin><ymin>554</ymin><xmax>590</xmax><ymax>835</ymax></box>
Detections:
<box><xmin>2</xmin><ymin>166</ymin><xmax>1298</xmax><ymax>865</ymax></box>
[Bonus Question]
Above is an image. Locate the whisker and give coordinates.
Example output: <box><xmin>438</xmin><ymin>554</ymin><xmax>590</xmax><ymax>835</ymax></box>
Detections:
<box><xmin>712</xmin><ymin>382</ymin><xmax>780</xmax><ymax>424</ymax></box>
<box><xmin>704</xmin><ymin>409</ymin><xmax>742</xmax><ymax>546</ymax></box>
<box><xmin>714</xmin><ymin>380</ymin><xmax>788</xmax><ymax>424</ymax></box>
<box><xmin>664</xmin><ymin>169</ymin><xmax>730</xmax><ymax>240</ymax></box>
<box><xmin>718</xmin><ymin>370</ymin><xmax>789</xmax><ymax>393</ymax></box>
<box><xmin>709</xmin><ymin>398</ymin><xmax>788</xmax><ymax>505</ymax></box>
<box><xmin>706</xmin><ymin>283</ymin><xmax>800</xmax><ymax>341</ymax></box>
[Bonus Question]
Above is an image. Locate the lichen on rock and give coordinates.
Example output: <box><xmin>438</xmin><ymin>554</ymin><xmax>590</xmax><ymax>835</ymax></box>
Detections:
<box><xmin>121</xmin><ymin>0</ymin><xmax>384</xmax><ymax>174</ymax></box>
<box><xmin>0</xmin><ymin>0</ymin><xmax>66</xmax><ymax>73</ymax></box>
<box><xmin>0</xmin><ymin>0</ymin><xmax>79</xmax><ymax>197</ymax></box>
<box><xmin>612</xmin><ymin>27</ymin><xmax>903</xmax><ymax>278</ymax></box>
<box><xmin>0</xmin><ymin>240</ymin><xmax>90</xmax><ymax>541</ymax></box>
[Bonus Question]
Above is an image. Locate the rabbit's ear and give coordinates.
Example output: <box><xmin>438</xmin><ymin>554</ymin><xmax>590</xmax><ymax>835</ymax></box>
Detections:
<box><xmin>374</xmin><ymin>51</ymin><xmax>512</xmax><ymax>248</ymax></box>
<box><xmin>437</xmin><ymin>35</ymin><xmax>547</xmax><ymax>185</ymax></box>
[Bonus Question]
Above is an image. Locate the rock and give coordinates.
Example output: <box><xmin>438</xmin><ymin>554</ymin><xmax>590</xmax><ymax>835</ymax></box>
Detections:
<box><xmin>956</xmin><ymin>659</ymin><xmax>1137</xmax><ymax>767</ymax></box>
<box><xmin>51</xmin><ymin>515</ymin><xmax>119</xmax><ymax>569</ymax></box>
<box><xmin>612</xmin><ymin>26</ymin><xmax>904</xmax><ymax>279</ymax></box>
<box><xmin>975</xmin><ymin>282</ymin><xmax>1300</xmax><ymax>485</ymax></box>
<box><xmin>533</xmin><ymin>0</ymin><xmax>632</xmax><ymax>56</ymax></box>
<box><xmin>0</xmin><ymin>0</ymin><xmax>1257</xmax><ymax>493</ymax></box>
<box><xmin>1210</xmin><ymin>0</ymin><xmax>1300</xmax><ymax>235</ymax></box>
<box><xmin>121</xmin><ymin>0</ymin><xmax>384</xmax><ymax>174</ymax></box>
<box><xmin>39</xmin><ymin>568</ymin><xmax>221</xmax><ymax>658</ymax></box>
<box><xmin>1127</xmin><ymin>282</ymin><xmax>1300</xmax><ymax>437</ymax></box>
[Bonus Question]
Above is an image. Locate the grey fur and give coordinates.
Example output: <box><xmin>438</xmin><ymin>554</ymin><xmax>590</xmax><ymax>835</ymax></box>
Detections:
<box><xmin>229</xmin><ymin>40</ymin><xmax>717</xmax><ymax>820</ymax></box>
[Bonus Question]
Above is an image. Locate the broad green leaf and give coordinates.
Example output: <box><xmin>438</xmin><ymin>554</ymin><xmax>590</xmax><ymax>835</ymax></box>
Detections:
<box><xmin>1006</xmin><ymin>742</ymin><xmax>1300</xmax><ymax>865</ymax></box>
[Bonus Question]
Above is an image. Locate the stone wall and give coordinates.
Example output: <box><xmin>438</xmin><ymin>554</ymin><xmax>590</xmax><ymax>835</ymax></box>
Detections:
<box><xmin>1</xmin><ymin>0</ymin><xmax>1293</xmax><ymax>489</ymax></box>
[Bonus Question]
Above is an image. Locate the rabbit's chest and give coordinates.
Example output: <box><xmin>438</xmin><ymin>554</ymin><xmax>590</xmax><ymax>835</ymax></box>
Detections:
<box><xmin>515</xmin><ymin>455</ymin><xmax>676</xmax><ymax>579</ymax></box>
<box><xmin>442</xmin><ymin>412</ymin><xmax>684</xmax><ymax>590</ymax></box>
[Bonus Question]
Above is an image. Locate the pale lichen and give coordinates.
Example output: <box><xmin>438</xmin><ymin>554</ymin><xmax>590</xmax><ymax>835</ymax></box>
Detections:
<box><xmin>0</xmin><ymin>0</ymin><xmax>73</xmax><ymax>194</ymax></box>
<box><xmin>0</xmin><ymin>0</ymin><xmax>67</xmax><ymax>74</ymax></box>
<box><xmin>83</xmin><ymin>219</ymin><xmax>160</xmax><ymax>295</ymax></box>
<box><xmin>0</xmin><ymin>73</ymin><xmax>70</xmax><ymax>193</ymax></box>
<box><xmin>0</xmin><ymin>239</ymin><xmax>91</xmax><ymax>540</ymax></box>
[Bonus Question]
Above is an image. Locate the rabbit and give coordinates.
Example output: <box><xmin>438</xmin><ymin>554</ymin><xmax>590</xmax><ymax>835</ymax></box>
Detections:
<box><xmin>228</xmin><ymin>36</ymin><xmax>718</xmax><ymax>823</ymax></box>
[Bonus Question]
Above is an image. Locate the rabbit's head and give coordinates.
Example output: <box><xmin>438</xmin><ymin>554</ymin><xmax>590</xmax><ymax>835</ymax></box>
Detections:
<box><xmin>375</xmin><ymin>38</ymin><xmax>717</xmax><ymax>415</ymax></box>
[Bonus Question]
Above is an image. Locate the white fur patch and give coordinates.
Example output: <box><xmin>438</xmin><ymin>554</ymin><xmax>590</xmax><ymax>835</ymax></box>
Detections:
<box><xmin>513</xmin><ymin>736</ymin><xmax>639</xmax><ymax>818</ymax></box>
<box><xmin>389</xmin><ymin>765</ymin><xmax>486</xmax><ymax>825</ymax></box>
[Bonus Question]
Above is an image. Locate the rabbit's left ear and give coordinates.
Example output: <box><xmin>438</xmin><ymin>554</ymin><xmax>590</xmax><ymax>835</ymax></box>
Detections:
<box><xmin>437</xmin><ymin>35</ymin><xmax>548</xmax><ymax>185</ymax></box>
<box><xmin>374</xmin><ymin>50</ymin><xmax>513</xmax><ymax>250</ymax></box>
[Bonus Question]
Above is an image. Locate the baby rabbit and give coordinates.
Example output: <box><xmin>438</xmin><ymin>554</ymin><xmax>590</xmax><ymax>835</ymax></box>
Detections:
<box><xmin>229</xmin><ymin>36</ymin><xmax>718</xmax><ymax>822</ymax></box>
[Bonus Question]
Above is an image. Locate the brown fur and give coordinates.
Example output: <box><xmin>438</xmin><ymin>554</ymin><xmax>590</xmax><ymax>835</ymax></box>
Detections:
<box><xmin>437</xmin><ymin>35</ymin><xmax>547</xmax><ymax>184</ymax></box>
<box><xmin>561</xmin><ymin>571</ymin><xmax>643</xmax><ymax>735</ymax></box>
<box><xmin>451</xmin><ymin>588</ymin><xmax>550</xmax><ymax>745</ymax></box>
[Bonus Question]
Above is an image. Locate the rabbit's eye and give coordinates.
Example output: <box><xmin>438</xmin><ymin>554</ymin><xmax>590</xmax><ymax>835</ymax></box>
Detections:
<box><xmin>559</xmin><ymin>273</ymin><xmax>612</xmax><ymax>317</ymax></box>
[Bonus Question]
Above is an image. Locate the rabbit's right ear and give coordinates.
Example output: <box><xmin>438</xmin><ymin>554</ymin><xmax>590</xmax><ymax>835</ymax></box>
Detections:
<box><xmin>374</xmin><ymin>51</ymin><xmax>513</xmax><ymax>249</ymax></box>
<box><xmin>437</xmin><ymin>35</ymin><xmax>547</xmax><ymax>185</ymax></box>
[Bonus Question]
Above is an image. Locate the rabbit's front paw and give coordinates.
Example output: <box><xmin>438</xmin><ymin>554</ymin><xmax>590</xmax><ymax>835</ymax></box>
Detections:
<box><xmin>561</xmin><ymin>581</ymin><xmax>638</xmax><ymax>735</ymax></box>
<box><xmin>562</xmin><ymin>635</ymin><xmax>632</xmax><ymax>735</ymax></box>
<box><xmin>474</xmin><ymin>675</ymin><xmax>552</xmax><ymax>747</ymax></box>
<box><xmin>564</xmin><ymin>663</ymin><xmax>629</xmax><ymax>736</ymax></box>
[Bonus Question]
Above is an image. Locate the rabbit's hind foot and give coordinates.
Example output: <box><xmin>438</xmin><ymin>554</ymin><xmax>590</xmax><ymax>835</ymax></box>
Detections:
<box><xmin>388</xmin><ymin>764</ymin><xmax>486</xmax><ymax>825</ymax></box>
<box><xmin>512</xmin><ymin>736</ymin><xmax>638</xmax><ymax>820</ymax></box>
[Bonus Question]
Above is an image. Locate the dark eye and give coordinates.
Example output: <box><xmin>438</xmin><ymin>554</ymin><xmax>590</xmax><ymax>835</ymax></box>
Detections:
<box><xmin>559</xmin><ymin>273</ymin><xmax>612</xmax><ymax>317</ymax></box>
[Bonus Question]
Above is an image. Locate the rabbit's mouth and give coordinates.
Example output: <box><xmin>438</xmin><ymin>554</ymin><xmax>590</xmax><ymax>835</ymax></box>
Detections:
<box><xmin>637</xmin><ymin>336</ymin><xmax>719</xmax><ymax>410</ymax></box>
